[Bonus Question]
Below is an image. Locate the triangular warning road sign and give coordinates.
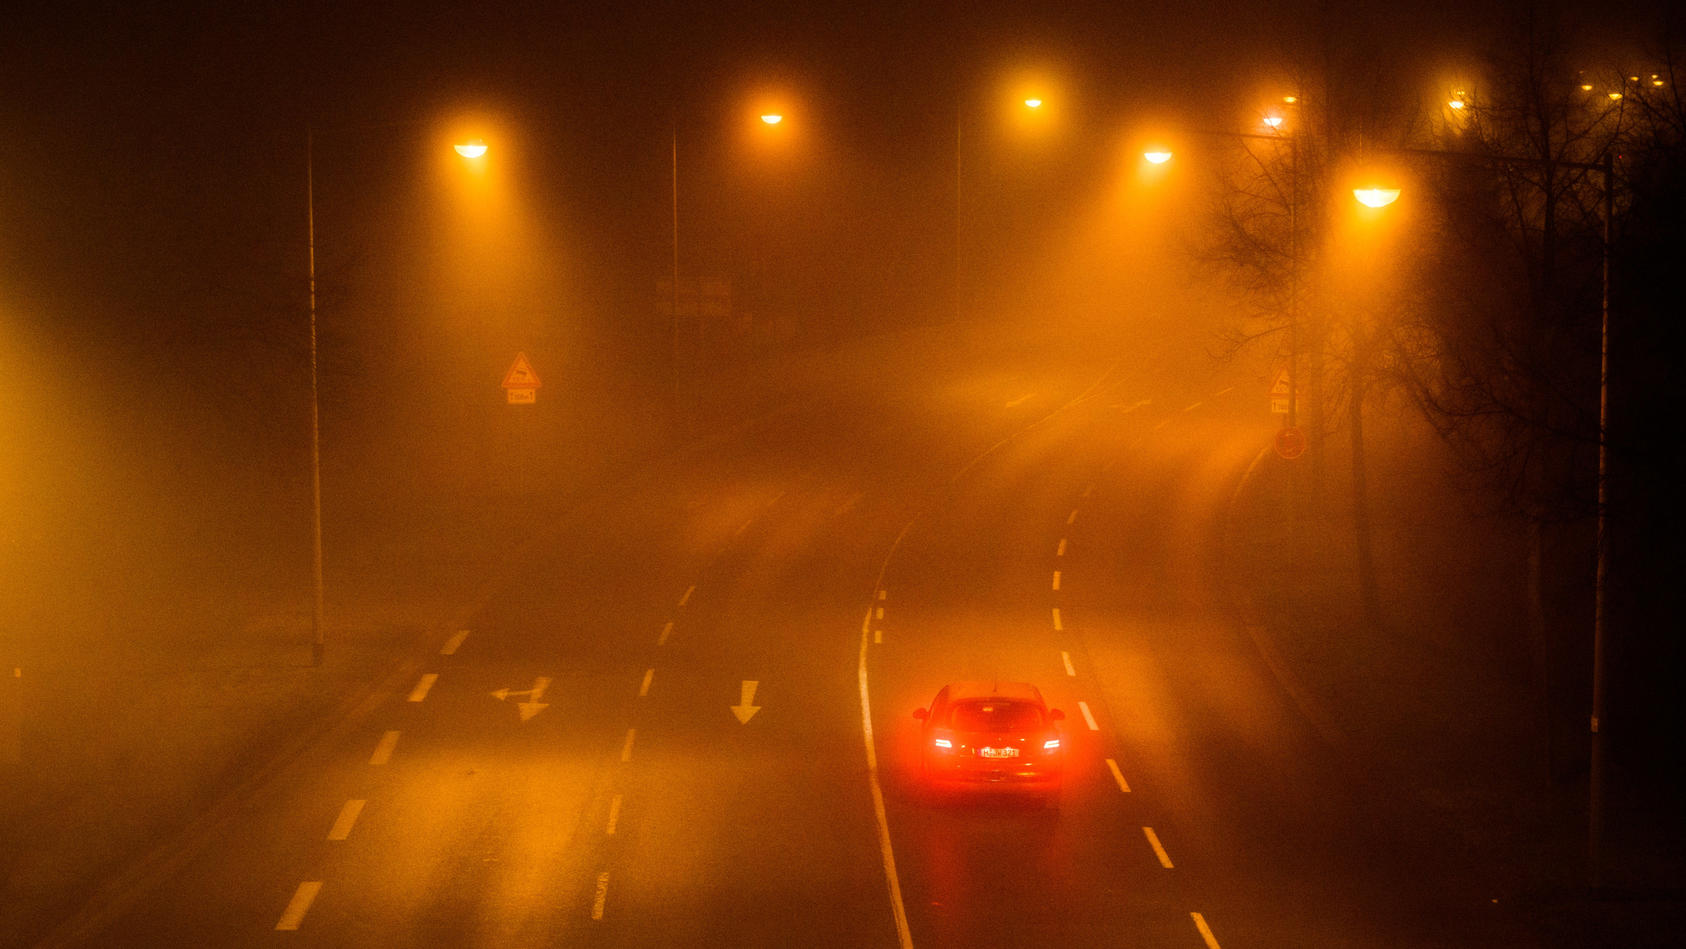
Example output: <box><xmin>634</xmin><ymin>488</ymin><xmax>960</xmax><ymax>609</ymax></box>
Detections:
<box><xmin>501</xmin><ymin>352</ymin><xmax>542</xmax><ymax>389</ymax></box>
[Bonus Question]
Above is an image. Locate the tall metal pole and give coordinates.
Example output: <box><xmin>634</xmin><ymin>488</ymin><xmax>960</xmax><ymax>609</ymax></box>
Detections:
<box><xmin>1286</xmin><ymin>133</ymin><xmax>1299</xmax><ymax>431</ymax></box>
<box><xmin>954</xmin><ymin>102</ymin><xmax>963</xmax><ymax>322</ymax></box>
<box><xmin>306</xmin><ymin>131</ymin><xmax>326</xmax><ymax>667</ymax></box>
<box><xmin>670</xmin><ymin>118</ymin><xmax>682</xmax><ymax>427</ymax></box>
<box><xmin>1588</xmin><ymin>152</ymin><xmax>1613</xmax><ymax>887</ymax></box>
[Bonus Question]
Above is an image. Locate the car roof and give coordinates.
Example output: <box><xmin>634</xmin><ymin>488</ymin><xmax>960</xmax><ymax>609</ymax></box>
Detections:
<box><xmin>944</xmin><ymin>681</ymin><xmax>1044</xmax><ymax>704</ymax></box>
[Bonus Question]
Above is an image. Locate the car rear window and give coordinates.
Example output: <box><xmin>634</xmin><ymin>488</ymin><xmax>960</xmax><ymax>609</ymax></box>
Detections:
<box><xmin>947</xmin><ymin>700</ymin><xmax>1043</xmax><ymax>731</ymax></box>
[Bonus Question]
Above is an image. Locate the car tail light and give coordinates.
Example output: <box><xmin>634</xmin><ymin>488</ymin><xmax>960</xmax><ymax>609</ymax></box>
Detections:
<box><xmin>1043</xmin><ymin>738</ymin><xmax>1061</xmax><ymax>751</ymax></box>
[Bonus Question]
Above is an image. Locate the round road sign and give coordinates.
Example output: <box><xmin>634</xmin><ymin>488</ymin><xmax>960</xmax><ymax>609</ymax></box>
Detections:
<box><xmin>1275</xmin><ymin>426</ymin><xmax>1307</xmax><ymax>460</ymax></box>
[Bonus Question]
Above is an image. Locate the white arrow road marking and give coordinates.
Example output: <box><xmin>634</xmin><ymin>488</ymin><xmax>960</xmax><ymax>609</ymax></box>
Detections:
<box><xmin>327</xmin><ymin>799</ymin><xmax>365</xmax><ymax>841</ymax></box>
<box><xmin>491</xmin><ymin>677</ymin><xmax>551</xmax><ymax>722</ymax></box>
<box><xmin>731</xmin><ymin>680</ymin><xmax>762</xmax><ymax>723</ymax></box>
<box><xmin>275</xmin><ymin>881</ymin><xmax>322</xmax><ymax>930</ymax></box>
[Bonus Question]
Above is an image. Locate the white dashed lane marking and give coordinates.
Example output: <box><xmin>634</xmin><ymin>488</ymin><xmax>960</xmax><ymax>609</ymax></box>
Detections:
<box><xmin>1106</xmin><ymin>758</ymin><xmax>1132</xmax><ymax>792</ymax></box>
<box><xmin>326</xmin><ymin>799</ymin><xmax>365</xmax><ymax>841</ymax></box>
<box><xmin>369</xmin><ymin>731</ymin><xmax>400</xmax><ymax>765</ymax></box>
<box><xmin>1052</xmin><ymin>571</ymin><xmax>1061</xmax><ymax>591</ymax></box>
<box><xmin>591</xmin><ymin>871</ymin><xmax>611</xmax><ymax>920</ymax></box>
<box><xmin>1061</xmin><ymin>651</ymin><xmax>1076</xmax><ymax>677</ymax></box>
<box><xmin>439</xmin><ymin>630</ymin><xmax>469</xmax><ymax>655</ymax></box>
<box><xmin>1052</xmin><ymin>608</ymin><xmax>1063</xmax><ymax>631</ymax></box>
<box><xmin>1057</xmin><ymin>538</ymin><xmax>1067</xmax><ymax>556</ymax></box>
<box><xmin>1066</xmin><ymin>509</ymin><xmax>1078</xmax><ymax>525</ymax></box>
<box><xmin>678</xmin><ymin>585</ymin><xmax>696</xmax><ymax>607</ymax></box>
<box><xmin>1144</xmin><ymin>827</ymin><xmax>1175</xmax><ymax>868</ymax></box>
<box><xmin>1192</xmin><ymin>912</ymin><xmax>1223</xmax><ymax>948</ymax></box>
<box><xmin>657</xmin><ymin>621</ymin><xmax>673</xmax><ymax>645</ymax></box>
<box><xmin>407</xmin><ymin>673</ymin><xmax>438</xmax><ymax>703</ymax></box>
<box><xmin>274</xmin><ymin>881</ymin><xmax>323</xmax><ymax>931</ymax></box>
<box><xmin>605</xmin><ymin>795</ymin><xmax>622</xmax><ymax>835</ymax></box>
<box><xmin>638</xmin><ymin>668</ymin><xmax>654</xmax><ymax>697</ymax></box>
<box><xmin>1077</xmin><ymin>701</ymin><xmax>1099</xmax><ymax>731</ymax></box>
<box><xmin>620</xmin><ymin>728</ymin><xmax>637</xmax><ymax>762</ymax></box>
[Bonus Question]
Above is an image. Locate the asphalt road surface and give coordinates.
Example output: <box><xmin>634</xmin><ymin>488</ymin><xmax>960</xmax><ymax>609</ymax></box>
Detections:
<box><xmin>52</xmin><ymin>324</ymin><xmax>1534</xmax><ymax>947</ymax></box>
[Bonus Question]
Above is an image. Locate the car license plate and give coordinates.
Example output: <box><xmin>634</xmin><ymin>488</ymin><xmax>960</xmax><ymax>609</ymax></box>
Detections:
<box><xmin>979</xmin><ymin>746</ymin><xmax>1018</xmax><ymax>758</ymax></box>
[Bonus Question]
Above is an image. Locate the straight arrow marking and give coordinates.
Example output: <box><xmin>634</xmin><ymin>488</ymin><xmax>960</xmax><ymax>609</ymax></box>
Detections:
<box><xmin>731</xmin><ymin>680</ymin><xmax>762</xmax><ymax>723</ymax></box>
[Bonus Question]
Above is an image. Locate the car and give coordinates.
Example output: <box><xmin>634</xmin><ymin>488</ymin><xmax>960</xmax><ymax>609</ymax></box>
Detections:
<box><xmin>912</xmin><ymin>681</ymin><xmax>1065</xmax><ymax>799</ymax></box>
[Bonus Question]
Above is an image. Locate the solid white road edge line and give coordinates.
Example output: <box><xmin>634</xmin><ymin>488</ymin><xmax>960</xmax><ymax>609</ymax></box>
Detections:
<box><xmin>1106</xmin><ymin>757</ymin><xmax>1132</xmax><ymax>792</ymax></box>
<box><xmin>1144</xmin><ymin>826</ymin><xmax>1174</xmax><ymax>868</ymax></box>
<box><xmin>862</xmin><ymin>519</ymin><xmax>916</xmax><ymax>949</ymax></box>
<box><xmin>1191</xmin><ymin>912</ymin><xmax>1222</xmax><ymax>948</ymax></box>
<box><xmin>326</xmin><ymin>799</ymin><xmax>365</xmax><ymax>841</ymax></box>
<box><xmin>274</xmin><ymin>881</ymin><xmax>322</xmax><ymax>931</ymax></box>
<box><xmin>407</xmin><ymin>673</ymin><xmax>438</xmax><ymax>703</ymax></box>
<box><xmin>1078</xmin><ymin>701</ymin><xmax>1099</xmax><ymax>731</ymax></box>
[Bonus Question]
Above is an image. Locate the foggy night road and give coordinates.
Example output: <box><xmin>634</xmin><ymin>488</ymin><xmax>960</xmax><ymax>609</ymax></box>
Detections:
<box><xmin>35</xmin><ymin>326</ymin><xmax>1531</xmax><ymax>949</ymax></box>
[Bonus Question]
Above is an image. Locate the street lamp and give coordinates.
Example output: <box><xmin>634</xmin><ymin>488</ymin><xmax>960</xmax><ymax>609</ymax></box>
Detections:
<box><xmin>305</xmin><ymin>127</ymin><xmax>484</xmax><ymax>666</ymax></box>
<box><xmin>1352</xmin><ymin>187</ymin><xmax>1401</xmax><ymax>208</ymax></box>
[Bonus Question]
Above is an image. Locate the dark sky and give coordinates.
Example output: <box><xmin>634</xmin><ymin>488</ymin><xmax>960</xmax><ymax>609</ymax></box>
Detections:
<box><xmin>0</xmin><ymin>0</ymin><xmax>1670</xmax><ymax>348</ymax></box>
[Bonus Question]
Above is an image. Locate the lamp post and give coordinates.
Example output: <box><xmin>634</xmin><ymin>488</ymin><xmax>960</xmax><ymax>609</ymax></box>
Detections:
<box><xmin>305</xmin><ymin>127</ymin><xmax>486</xmax><ymax>666</ymax></box>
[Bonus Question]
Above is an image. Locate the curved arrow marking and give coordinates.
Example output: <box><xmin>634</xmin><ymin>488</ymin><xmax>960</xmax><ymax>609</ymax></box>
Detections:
<box><xmin>491</xmin><ymin>676</ymin><xmax>551</xmax><ymax>722</ymax></box>
<box><xmin>731</xmin><ymin>680</ymin><xmax>761</xmax><ymax>724</ymax></box>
